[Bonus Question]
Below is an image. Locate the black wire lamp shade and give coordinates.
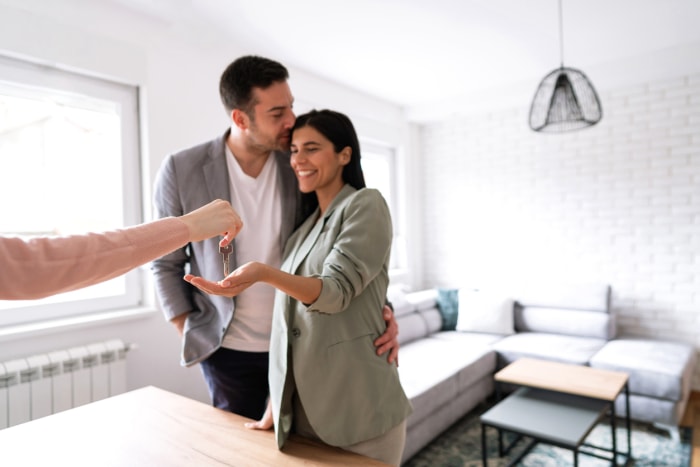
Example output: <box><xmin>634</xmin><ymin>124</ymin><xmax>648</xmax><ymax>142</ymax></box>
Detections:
<box><xmin>529</xmin><ymin>0</ymin><xmax>603</xmax><ymax>133</ymax></box>
<box><xmin>529</xmin><ymin>66</ymin><xmax>602</xmax><ymax>132</ymax></box>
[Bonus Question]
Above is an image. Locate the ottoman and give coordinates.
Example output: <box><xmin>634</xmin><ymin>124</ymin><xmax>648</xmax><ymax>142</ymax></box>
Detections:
<box><xmin>589</xmin><ymin>338</ymin><xmax>696</xmax><ymax>437</ymax></box>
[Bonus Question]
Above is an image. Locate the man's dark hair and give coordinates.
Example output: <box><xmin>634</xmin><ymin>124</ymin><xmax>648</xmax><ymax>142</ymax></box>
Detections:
<box><xmin>219</xmin><ymin>55</ymin><xmax>289</xmax><ymax>115</ymax></box>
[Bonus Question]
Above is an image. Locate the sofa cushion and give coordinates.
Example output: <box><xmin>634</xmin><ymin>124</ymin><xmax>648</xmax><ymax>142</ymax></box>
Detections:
<box><xmin>514</xmin><ymin>305</ymin><xmax>616</xmax><ymax>339</ymax></box>
<box><xmin>613</xmin><ymin>393</ymin><xmax>685</xmax><ymax>426</ymax></box>
<box><xmin>387</xmin><ymin>283</ymin><xmax>413</xmax><ymax>317</ymax></box>
<box><xmin>398</xmin><ymin>333</ymin><xmax>497</xmax><ymax>426</ymax></box>
<box><xmin>589</xmin><ymin>339</ymin><xmax>696</xmax><ymax>401</ymax></box>
<box><xmin>405</xmin><ymin>289</ymin><xmax>438</xmax><ymax>311</ymax></box>
<box><xmin>396</xmin><ymin>312</ymin><xmax>428</xmax><ymax>346</ymax></box>
<box><xmin>515</xmin><ymin>282</ymin><xmax>611</xmax><ymax>312</ymax></box>
<box><xmin>421</xmin><ymin>308</ymin><xmax>443</xmax><ymax>335</ymax></box>
<box><xmin>396</xmin><ymin>308</ymin><xmax>443</xmax><ymax>346</ymax></box>
<box><xmin>456</xmin><ymin>288</ymin><xmax>514</xmax><ymax>335</ymax></box>
<box><xmin>493</xmin><ymin>332</ymin><xmax>608</xmax><ymax>366</ymax></box>
<box><xmin>429</xmin><ymin>330</ymin><xmax>505</xmax><ymax>346</ymax></box>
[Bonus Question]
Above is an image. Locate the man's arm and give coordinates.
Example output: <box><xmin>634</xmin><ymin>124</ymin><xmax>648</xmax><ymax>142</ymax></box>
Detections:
<box><xmin>151</xmin><ymin>154</ymin><xmax>197</xmax><ymax>329</ymax></box>
<box><xmin>374</xmin><ymin>304</ymin><xmax>399</xmax><ymax>365</ymax></box>
<box><xmin>170</xmin><ymin>312</ymin><xmax>189</xmax><ymax>336</ymax></box>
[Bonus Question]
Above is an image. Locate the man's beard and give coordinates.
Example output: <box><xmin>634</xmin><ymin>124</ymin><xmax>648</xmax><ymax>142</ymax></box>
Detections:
<box><xmin>249</xmin><ymin>123</ymin><xmax>289</xmax><ymax>153</ymax></box>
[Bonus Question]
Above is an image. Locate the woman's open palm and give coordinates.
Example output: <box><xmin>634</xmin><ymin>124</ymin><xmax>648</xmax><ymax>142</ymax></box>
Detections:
<box><xmin>184</xmin><ymin>261</ymin><xmax>263</xmax><ymax>297</ymax></box>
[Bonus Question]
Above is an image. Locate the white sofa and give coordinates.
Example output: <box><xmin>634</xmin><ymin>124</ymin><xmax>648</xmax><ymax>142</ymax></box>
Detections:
<box><xmin>391</xmin><ymin>283</ymin><xmax>696</xmax><ymax>464</ymax></box>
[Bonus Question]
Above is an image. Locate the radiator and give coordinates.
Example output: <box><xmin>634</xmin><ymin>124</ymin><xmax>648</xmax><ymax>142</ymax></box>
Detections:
<box><xmin>0</xmin><ymin>339</ymin><xmax>130</xmax><ymax>429</ymax></box>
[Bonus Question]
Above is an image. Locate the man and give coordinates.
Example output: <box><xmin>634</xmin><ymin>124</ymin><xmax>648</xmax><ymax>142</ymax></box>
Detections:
<box><xmin>151</xmin><ymin>55</ymin><xmax>399</xmax><ymax>420</ymax></box>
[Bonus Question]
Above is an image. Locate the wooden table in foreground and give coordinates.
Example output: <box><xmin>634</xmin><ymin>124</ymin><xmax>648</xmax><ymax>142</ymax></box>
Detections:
<box><xmin>482</xmin><ymin>357</ymin><xmax>631</xmax><ymax>466</ymax></box>
<box><xmin>0</xmin><ymin>386</ymin><xmax>389</xmax><ymax>466</ymax></box>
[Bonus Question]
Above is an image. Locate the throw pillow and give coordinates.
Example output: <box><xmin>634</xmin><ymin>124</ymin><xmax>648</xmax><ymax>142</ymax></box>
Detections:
<box><xmin>456</xmin><ymin>288</ymin><xmax>515</xmax><ymax>334</ymax></box>
<box><xmin>436</xmin><ymin>288</ymin><xmax>459</xmax><ymax>331</ymax></box>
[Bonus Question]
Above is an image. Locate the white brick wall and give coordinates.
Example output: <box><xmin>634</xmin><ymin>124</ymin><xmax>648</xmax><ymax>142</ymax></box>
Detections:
<box><xmin>418</xmin><ymin>73</ymin><xmax>700</xmax><ymax>388</ymax></box>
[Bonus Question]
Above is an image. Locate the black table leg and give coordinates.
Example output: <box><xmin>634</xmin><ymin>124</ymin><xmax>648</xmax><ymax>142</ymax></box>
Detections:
<box><xmin>625</xmin><ymin>383</ymin><xmax>631</xmax><ymax>460</ymax></box>
<box><xmin>611</xmin><ymin>400</ymin><xmax>618</xmax><ymax>466</ymax></box>
<box><xmin>497</xmin><ymin>427</ymin><xmax>504</xmax><ymax>456</ymax></box>
<box><xmin>481</xmin><ymin>423</ymin><xmax>488</xmax><ymax>467</ymax></box>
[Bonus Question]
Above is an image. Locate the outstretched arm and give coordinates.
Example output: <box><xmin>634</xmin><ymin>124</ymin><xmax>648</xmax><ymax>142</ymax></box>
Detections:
<box><xmin>186</xmin><ymin>264</ymin><xmax>401</xmax><ymax>365</ymax></box>
<box><xmin>185</xmin><ymin>261</ymin><xmax>322</xmax><ymax>305</ymax></box>
<box><xmin>0</xmin><ymin>199</ymin><xmax>241</xmax><ymax>301</ymax></box>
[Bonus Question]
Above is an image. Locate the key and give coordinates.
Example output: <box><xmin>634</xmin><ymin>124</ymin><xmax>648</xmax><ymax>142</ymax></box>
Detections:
<box><xmin>219</xmin><ymin>244</ymin><xmax>233</xmax><ymax>277</ymax></box>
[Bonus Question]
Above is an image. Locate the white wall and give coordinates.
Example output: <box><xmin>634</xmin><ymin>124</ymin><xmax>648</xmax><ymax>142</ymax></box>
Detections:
<box><xmin>0</xmin><ymin>1</ymin><xmax>409</xmax><ymax>403</ymax></box>
<box><xmin>3</xmin><ymin>0</ymin><xmax>697</xmax><ymax>401</ymax></box>
<box><xmin>417</xmin><ymin>71</ymin><xmax>700</xmax><ymax>388</ymax></box>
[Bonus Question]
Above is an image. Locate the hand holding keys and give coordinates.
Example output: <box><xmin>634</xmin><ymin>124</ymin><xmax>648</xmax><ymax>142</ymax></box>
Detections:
<box><xmin>219</xmin><ymin>243</ymin><xmax>233</xmax><ymax>277</ymax></box>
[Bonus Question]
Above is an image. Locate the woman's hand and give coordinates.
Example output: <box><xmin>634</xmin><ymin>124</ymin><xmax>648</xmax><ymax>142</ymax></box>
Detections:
<box><xmin>184</xmin><ymin>261</ymin><xmax>267</xmax><ymax>297</ymax></box>
<box><xmin>244</xmin><ymin>400</ymin><xmax>274</xmax><ymax>430</ymax></box>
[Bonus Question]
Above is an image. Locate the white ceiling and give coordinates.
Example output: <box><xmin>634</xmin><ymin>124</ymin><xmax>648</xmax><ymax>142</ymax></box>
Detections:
<box><xmin>187</xmin><ymin>0</ymin><xmax>700</xmax><ymax>109</ymax></box>
<box><xmin>7</xmin><ymin>0</ymin><xmax>700</xmax><ymax>116</ymax></box>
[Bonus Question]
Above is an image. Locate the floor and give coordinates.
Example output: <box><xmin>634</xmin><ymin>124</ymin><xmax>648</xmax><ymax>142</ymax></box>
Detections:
<box><xmin>680</xmin><ymin>390</ymin><xmax>700</xmax><ymax>467</ymax></box>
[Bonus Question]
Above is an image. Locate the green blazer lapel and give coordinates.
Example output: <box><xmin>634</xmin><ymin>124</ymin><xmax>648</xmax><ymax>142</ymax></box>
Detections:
<box><xmin>284</xmin><ymin>185</ymin><xmax>358</xmax><ymax>274</ymax></box>
<box><xmin>286</xmin><ymin>211</ymin><xmax>324</xmax><ymax>274</ymax></box>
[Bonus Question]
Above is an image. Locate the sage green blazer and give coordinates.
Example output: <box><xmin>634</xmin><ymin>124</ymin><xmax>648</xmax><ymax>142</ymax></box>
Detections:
<box><xmin>269</xmin><ymin>185</ymin><xmax>412</xmax><ymax>448</ymax></box>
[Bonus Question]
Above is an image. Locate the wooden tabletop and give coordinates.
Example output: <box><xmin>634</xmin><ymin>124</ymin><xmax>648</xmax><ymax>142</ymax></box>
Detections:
<box><xmin>495</xmin><ymin>357</ymin><xmax>629</xmax><ymax>401</ymax></box>
<box><xmin>0</xmin><ymin>386</ymin><xmax>390</xmax><ymax>466</ymax></box>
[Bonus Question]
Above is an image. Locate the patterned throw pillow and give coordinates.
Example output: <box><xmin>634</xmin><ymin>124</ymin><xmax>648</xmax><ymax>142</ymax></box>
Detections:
<box><xmin>436</xmin><ymin>288</ymin><xmax>459</xmax><ymax>331</ymax></box>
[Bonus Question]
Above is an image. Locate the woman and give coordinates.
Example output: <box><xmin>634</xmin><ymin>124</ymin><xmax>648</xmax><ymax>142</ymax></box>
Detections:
<box><xmin>1</xmin><ymin>199</ymin><xmax>241</xmax><ymax>300</ymax></box>
<box><xmin>185</xmin><ymin>109</ymin><xmax>411</xmax><ymax>465</ymax></box>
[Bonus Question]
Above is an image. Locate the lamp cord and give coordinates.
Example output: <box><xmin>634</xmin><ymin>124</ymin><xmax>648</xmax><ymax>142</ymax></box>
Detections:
<box><xmin>558</xmin><ymin>0</ymin><xmax>564</xmax><ymax>68</ymax></box>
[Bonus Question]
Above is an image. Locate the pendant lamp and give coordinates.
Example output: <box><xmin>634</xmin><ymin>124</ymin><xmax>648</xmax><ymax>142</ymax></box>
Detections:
<box><xmin>529</xmin><ymin>0</ymin><xmax>602</xmax><ymax>132</ymax></box>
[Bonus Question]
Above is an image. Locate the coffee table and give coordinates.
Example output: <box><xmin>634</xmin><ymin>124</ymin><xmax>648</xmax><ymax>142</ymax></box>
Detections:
<box><xmin>480</xmin><ymin>357</ymin><xmax>631</xmax><ymax>466</ymax></box>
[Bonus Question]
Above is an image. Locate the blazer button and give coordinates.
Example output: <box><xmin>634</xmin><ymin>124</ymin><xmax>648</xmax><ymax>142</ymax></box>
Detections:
<box><xmin>292</xmin><ymin>328</ymin><xmax>301</xmax><ymax>338</ymax></box>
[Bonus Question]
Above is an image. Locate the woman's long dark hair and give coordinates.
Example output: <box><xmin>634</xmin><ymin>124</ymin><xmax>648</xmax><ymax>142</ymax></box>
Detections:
<box><xmin>293</xmin><ymin>109</ymin><xmax>366</xmax><ymax>216</ymax></box>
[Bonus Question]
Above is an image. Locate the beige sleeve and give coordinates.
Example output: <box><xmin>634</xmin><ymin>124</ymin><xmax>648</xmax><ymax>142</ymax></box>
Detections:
<box><xmin>0</xmin><ymin>217</ymin><xmax>189</xmax><ymax>300</ymax></box>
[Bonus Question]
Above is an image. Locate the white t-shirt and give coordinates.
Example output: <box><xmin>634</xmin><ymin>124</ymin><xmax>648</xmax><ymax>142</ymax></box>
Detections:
<box><xmin>222</xmin><ymin>147</ymin><xmax>282</xmax><ymax>352</ymax></box>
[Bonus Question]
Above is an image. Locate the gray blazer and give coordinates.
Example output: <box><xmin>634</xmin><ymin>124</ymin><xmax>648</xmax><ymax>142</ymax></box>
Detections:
<box><xmin>152</xmin><ymin>130</ymin><xmax>303</xmax><ymax>366</ymax></box>
<box><xmin>269</xmin><ymin>185</ymin><xmax>412</xmax><ymax>448</ymax></box>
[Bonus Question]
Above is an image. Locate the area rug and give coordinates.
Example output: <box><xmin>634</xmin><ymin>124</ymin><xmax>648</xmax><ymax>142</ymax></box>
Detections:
<box><xmin>404</xmin><ymin>401</ymin><xmax>691</xmax><ymax>466</ymax></box>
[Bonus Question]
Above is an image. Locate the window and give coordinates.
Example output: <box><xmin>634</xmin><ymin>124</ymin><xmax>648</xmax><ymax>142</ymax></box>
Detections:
<box><xmin>0</xmin><ymin>55</ymin><xmax>142</xmax><ymax>327</ymax></box>
<box><xmin>361</xmin><ymin>142</ymin><xmax>405</xmax><ymax>271</ymax></box>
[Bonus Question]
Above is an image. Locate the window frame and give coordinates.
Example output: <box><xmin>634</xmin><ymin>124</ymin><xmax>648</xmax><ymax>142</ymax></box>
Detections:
<box><xmin>360</xmin><ymin>140</ymin><xmax>406</xmax><ymax>272</ymax></box>
<box><xmin>0</xmin><ymin>54</ymin><xmax>143</xmax><ymax>328</ymax></box>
